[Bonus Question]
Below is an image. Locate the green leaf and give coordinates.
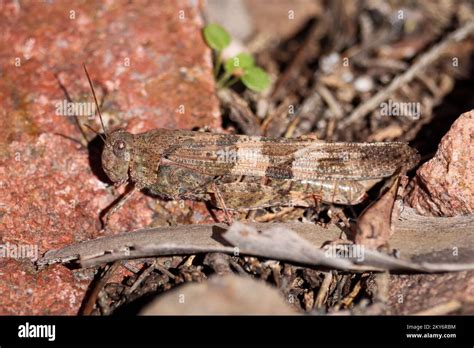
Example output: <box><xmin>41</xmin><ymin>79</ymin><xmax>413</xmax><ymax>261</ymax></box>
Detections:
<box><xmin>241</xmin><ymin>67</ymin><xmax>270</xmax><ymax>92</ymax></box>
<box><xmin>203</xmin><ymin>24</ymin><xmax>231</xmax><ymax>51</ymax></box>
<box><xmin>224</xmin><ymin>53</ymin><xmax>255</xmax><ymax>74</ymax></box>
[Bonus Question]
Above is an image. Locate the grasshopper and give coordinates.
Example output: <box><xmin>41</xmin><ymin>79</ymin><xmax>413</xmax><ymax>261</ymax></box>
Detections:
<box><xmin>82</xmin><ymin>66</ymin><xmax>420</xmax><ymax>226</ymax></box>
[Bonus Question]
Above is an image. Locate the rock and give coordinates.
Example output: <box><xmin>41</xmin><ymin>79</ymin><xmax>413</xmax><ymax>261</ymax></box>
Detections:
<box><xmin>243</xmin><ymin>0</ymin><xmax>322</xmax><ymax>44</ymax></box>
<box><xmin>206</xmin><ymin>0</ymin><xmax>322</xmax><ymax>47</ymax></box>
<box><xmin>0</xmin><ymin>0</ymin><xmax>220</xmax><ymax>314</ymax></box>
<box><xmin>406</xmin><ymin>110</ymin><xmax>474</xmax><ymax>216</ymax></box>
<box><xmin>205</xmin><ymin>0</ymin><xmax>254</xmax><ymax>42</ymax></box>
<box><xmin>386</xmin><ymin>271</ymin><xmax>474</xmax><ymax>315</ymax></box>
<box><xmin>0</xmin><ymin>260</ymin><xmax>89</xmax><ymax>315</ymax></box>
<box><xmin>140</xmin><ymin>274</ymin><xmax>296</xmax><ymax>315</ymax></box>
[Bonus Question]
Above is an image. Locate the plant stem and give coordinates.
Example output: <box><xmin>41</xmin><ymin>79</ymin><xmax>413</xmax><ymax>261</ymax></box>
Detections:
<box><xmin>222</xmin><ymin>76</ymin><xmax>240</xmax><ymax>89</ymax></box>
<box><xmin>213</xmin><ymin>51</ymin><xmax>222</xmax><ymax>78</ymax></box>
<box><xmin>217</xmin><ymin>72</ymin><xmax>232</xmax><ymax>88</ymax></box>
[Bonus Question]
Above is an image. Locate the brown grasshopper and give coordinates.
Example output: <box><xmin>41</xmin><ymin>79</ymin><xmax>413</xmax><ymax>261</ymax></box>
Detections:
<box><xmin>82</xmin><ymin>66</ymin><xmax>420</xmax><ymax>227</ymax></box>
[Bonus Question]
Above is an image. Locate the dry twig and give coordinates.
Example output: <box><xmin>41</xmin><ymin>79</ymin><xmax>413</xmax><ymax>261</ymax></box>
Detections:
<box><xmin>340</xmin><ymin>20</ymin><xmax>474</xmax><ymax>127</ymax></box>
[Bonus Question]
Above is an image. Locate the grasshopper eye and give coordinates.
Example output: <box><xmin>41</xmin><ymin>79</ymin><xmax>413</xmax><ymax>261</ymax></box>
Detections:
<box><xmin>113</xmin><ymin>140</ymin><xmax>126</xmax><ymax>156</ymax></box>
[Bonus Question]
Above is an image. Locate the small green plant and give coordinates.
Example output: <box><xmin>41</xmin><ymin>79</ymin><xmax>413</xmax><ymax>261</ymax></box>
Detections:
<box><xmin>203</xmin><ymin>23</ymin><xmax>270</xmax><ymax>92</ymax></box>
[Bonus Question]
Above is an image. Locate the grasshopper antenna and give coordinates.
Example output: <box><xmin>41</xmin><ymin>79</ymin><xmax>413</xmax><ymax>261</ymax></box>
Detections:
<box><xmin>82</xmin><ymin>63</ymin><xmax>108</xmax><ymax>138</ymax></box>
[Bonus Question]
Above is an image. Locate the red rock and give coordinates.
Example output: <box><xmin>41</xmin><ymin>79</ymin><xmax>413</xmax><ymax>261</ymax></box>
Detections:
<box><xmin>0</xmin><ymin>259</ymin><xmax>90</xmax><ymax>315</ymax></box>
<box><xmin>406</xmin><ymin>110</ymin><xmax>474</xmax><ymax>216</ymax></box>
<box><xmin>0</xmin><ymin>1</ymin><xmax>220</xmax><ymax>136</ymax></box>
<box><xmin>1</xmin><ymin>133</ymin><xmax>105</xmax><ymax>250</ymax></box>
<box><xmin>0</xmin><ymin>0</ymin><xmax>220</xmax><ymax>314</ymax></box>
<box><xmin>386</xmin><ymin>271</ymin><xmax>474</xmax><ymax>315</ymax></box>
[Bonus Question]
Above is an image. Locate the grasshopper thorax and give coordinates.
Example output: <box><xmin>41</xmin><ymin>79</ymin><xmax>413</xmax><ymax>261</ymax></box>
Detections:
<box><xmin>102</xmin><ymin>129</ymin><xmax>135</xmax><ymax>186</ymax></box>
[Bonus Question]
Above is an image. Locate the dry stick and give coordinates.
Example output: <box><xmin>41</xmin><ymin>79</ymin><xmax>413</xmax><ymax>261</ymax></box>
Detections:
<box><xmin>340</xmin><ymin>278</ymin><xmax>363</xmax><ymax>308</ymax></box>
<box><xmin>334</xmin><ymin>274</ymin><xmax>349</xmax><ymax>308</ymax></box>
<box><xmin>80</xmin><ymin>261</ymin><xmax>121</xmax><ymax>316</ymax></box>
<box><xmin>155</xmin><ymin>262</ymin><xmax>176</xmax><ymax>279</ymax></box>
<box><xmin>271</xmin><ymin>21</ymin><xmax>321</xmax><ymax>101</ymax></box>
<box><xmin>284</xmin><ymin>86</ymin><xmax>323</xmax><ymax>138</ymax></box>
<box><xmin>217</xmin><ymin>89</ymin><xmax>261</xmax><ymax>136</ymax></box>
<box><xmin>339</xmin><ymin>19</ymin><xmax>474</xmax><ymax>128</ymax></box>
<box><xmin>315</xmin><ymin>83</ymin><xmax>344</xmax><ymax>120</ymax></box>
<box><xmin>38</xmin><ymin>209</ymin><xmax>474</xmax><ymax>272</ymax></box>
<box><xmin>315</xmin><ymin>271</ymin><xmax>333</xmax><ymax>309</ymax></box>
<box><xmin>183</xmin><ymin>255</ymin><xmax>196</xmax><ymax>267</ymax></box>
<box><xmin>314</xmin><ymin>83</ymin><xmax>344</xmax><ymax>140</ymax></box>
<box><xmin>125</xmin><ymin>260</ymin><xmax>158</xmax><ymax>296</ymax></box>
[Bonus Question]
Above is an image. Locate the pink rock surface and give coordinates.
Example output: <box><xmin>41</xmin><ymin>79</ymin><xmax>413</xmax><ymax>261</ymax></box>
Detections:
<box><xmin>387</xmin><ymin>271</ymin><xmax>474</xmax><ymax>315</ymax></box>
<box><xmin>406</xmin><ymin>110</ymin><xmax>474</xmax><ymax>216</ymax></box>
<box><xmin>0</xmin><ymin>1</ymin><xmax>220</xmax><ymax>314</ymax></box>
<box><xmin>0</xmin><ymin>260</ymin><xmax>90</xmax><ymax>315</ymax></box>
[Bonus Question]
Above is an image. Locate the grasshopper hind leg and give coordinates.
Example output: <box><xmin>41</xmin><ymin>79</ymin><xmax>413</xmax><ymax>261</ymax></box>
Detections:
<box><xmin>209</xmin><ymin>181</ymin><xmax>313</xmax><ymax>210</ymax></box>
<box><xmin>210</xmin><ymin>178</ymin><xmax>381</xmax><ymax>211</ymax></box>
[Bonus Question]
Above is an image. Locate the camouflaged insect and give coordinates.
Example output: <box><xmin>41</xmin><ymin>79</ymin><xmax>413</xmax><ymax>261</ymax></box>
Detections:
<box><xmin>83</xmin><ymin>65</ymin><xmax>419</xmax><ymax>224</ymax></box>
<box><xmin>102</xmin><ymin>128</ymin><xmax>419</xmax><ymax>210</ymax></box>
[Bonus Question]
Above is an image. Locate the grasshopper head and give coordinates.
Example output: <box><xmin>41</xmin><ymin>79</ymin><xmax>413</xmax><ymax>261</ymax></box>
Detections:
<box><xmin>102</xmin><ymin>129</ymin><xmax>134</xmax><ymax>186</ymax></box>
